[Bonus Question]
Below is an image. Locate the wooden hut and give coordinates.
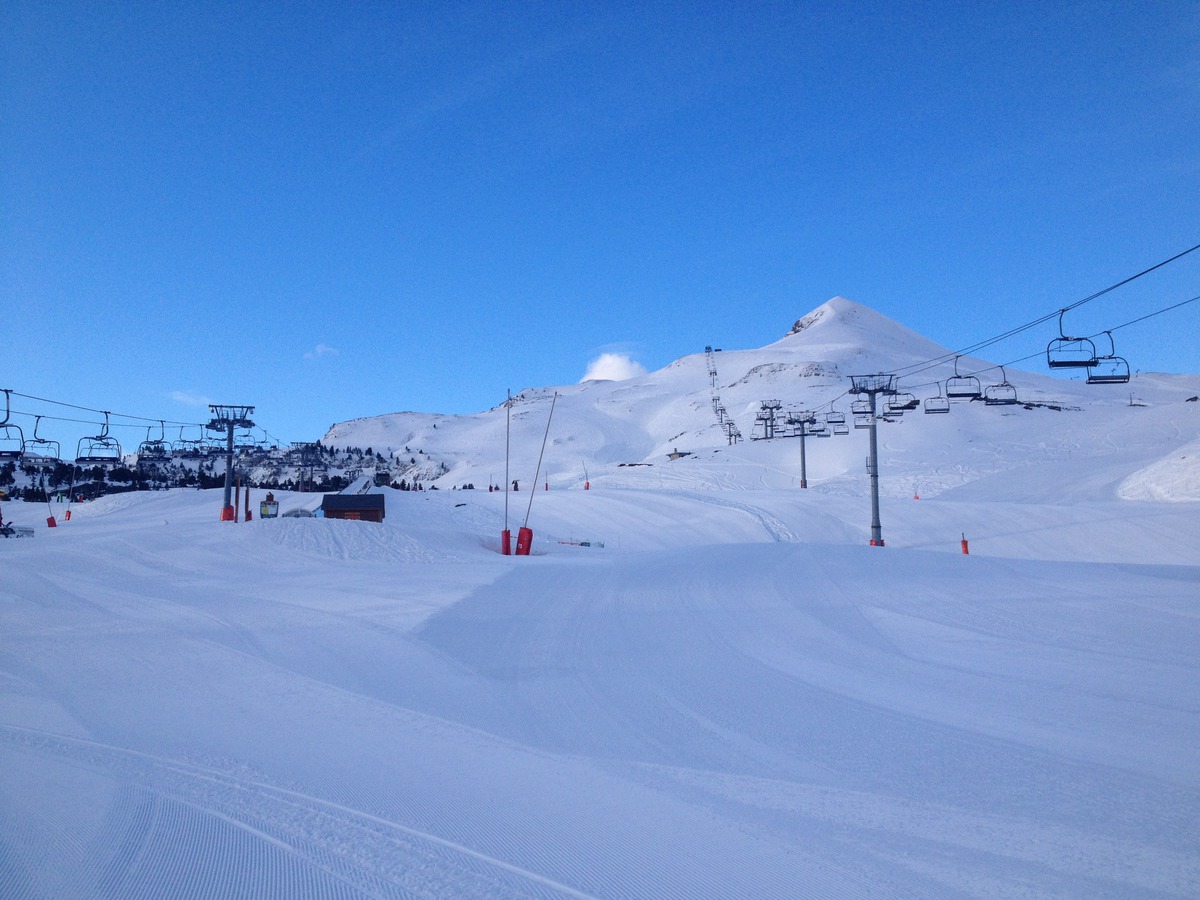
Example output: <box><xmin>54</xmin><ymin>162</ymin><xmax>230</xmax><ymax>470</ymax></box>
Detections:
<box><xmin>320</xmin><ymin>494</ymin><xmax>385</xmax><ymax>523</ymax></box>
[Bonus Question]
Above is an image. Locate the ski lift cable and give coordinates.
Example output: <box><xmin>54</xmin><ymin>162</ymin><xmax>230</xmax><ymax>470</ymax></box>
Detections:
<box><xmin>9</xmin><ymin>390</ymin><xmax>207</xmax><ymax>429</ymax></box>
<box><xmin>1104</xmin><ymin>292</ymin><xmax>1200</xmax><ymax>334</ymax></box>
<box><xmin>8</xmin><ymin>391</ymin><xmax>301</xmax><ymax>448</ymax></box>
<box><xmin>6</xmin><ymin>406</ymin><xmax>203</xmax><ymax>432</ymax></box>
<box><xmin>900</xmin><ymin>286</ymin><xmax>1200</xmax><ymax>383</ymax></box>
<box><xmin>983</xmin><ymin>293</ymin><xmax>1200</xmax><ymax>375</ymax></box>
<box><xmin>891</xmin><ymin>241</ymin><xmax>1200</xmax><ymax>380</ymax></box>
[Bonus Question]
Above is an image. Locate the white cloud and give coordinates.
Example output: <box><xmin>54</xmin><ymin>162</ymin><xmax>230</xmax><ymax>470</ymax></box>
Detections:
<box><xmin>169</xmin><ymin>390</ymin><xmax>213</xmax><ymax>407</ymax></box>
<box><xmin>580</xmin><ymin>353</ymin><xmax>647</xmax><ymax>383</ymax></box>
<box><xmin>305</xmin><ymin>343</ymin><xmax>339</xmax><ymax>361</ymax></box>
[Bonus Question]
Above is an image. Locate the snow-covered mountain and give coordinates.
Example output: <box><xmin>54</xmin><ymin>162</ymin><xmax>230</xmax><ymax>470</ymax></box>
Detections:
<box><xmin>325</xmin><ymin>297</ymin><xmax>1200</xmax><ymax>501</ymax></box>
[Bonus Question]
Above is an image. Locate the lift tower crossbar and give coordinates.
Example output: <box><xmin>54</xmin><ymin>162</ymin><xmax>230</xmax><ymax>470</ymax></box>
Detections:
<box><xmin>848</xmin><ymin>375</ymin><xmax>896</xmax><ymax>546</ymax></box>
<box><xmin>207</xmin><ymin>404</ymin><xmax>255</xmax><ymax>520</ymax></box>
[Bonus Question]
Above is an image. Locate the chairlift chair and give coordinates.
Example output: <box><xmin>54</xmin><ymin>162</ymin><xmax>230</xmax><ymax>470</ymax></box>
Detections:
<box><xmin>853</xmin><ymin>413</ymin><xmax>873</xmax><ymax>429</ymax></box>
<box><xmin>75</xmin><ymin>412</ymin><xmax>123</xmax><ymax>466</ymax></box>
<box><xmin>1087</xmin><ymin>357</ymin><xmax>1131</xmax><ymax>385</ymax></box>
<box><xmin>0</xmin><ymin>424</ymin><xmax>24</xmax><ymax>460</ymax></box>
<box><xmin>175</xmin><ymin>426</ymin><xmax>203</xmax><ymax>458</ymax></box>
<box><xmin>924</xmin><ymin>385</ymin><xmax>950</xmax><ymax>414</ymax></box>
<box><xmin>137</xmin><ymin>422</ymin><xmax>172</xmax><ymax>464</ymax></box>
<box><xmin>886</xmin><ymin>392</ymin><xmax>918</xmax><ymax>414</ymax></box>
<box><xmin>832</xmin><ymin>421</ymin><xmax>849</xmax><ymax>435</ymax></box>
<box><xmin>983</xmin><ymin>367</ymin><xmax>1019</xmax><ymax>405</ymax></box>
<box><xmin>22</xmin><ymin>416</ymin><xmax>61</xmax><ymax>468</ymax></box>
<box><xmin>946</xmin><ymin>357</ymin><xmax>982</xmax><ymax>400</ymax></box>
<box><xmin>138</xmin><ymin>441</ymin><xmax>171</xmax><ymax>463</ymax></box>
<box><xmin>1086</xmin><ymin>331</ymin><xmax>1131</xmax><ymax>385</ymax></box>
<box><xmin>850</xmin><ymin>399</ymin><xmax>872</xmax><ymax>416</ymax></box>
<box><xmin>824</xmin><ymin>410</ymin><xmax>846</xmax><ymax>426</ymax></box>
<box><xmin>0</xmin><ymin>389</ymin><xmax>24</xmax><ymax>460</ymax></box>
<box><xmin>1046</xmin><ymin>309</ymin><xmax>1098</xmax><ymax>369</ymax></box>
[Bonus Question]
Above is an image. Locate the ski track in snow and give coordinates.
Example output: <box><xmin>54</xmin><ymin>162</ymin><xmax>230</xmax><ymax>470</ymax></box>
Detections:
<box><xmin>0</xmin><ymin>725</ymin><xmax>593</xmax><ymax>899</ymax></box>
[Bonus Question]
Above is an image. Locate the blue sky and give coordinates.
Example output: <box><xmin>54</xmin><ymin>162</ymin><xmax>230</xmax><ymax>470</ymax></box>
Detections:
<box><xmin>3</xmin><ymin>2</ymin><xmax>1198</xmax><ymax>448</ymax></box>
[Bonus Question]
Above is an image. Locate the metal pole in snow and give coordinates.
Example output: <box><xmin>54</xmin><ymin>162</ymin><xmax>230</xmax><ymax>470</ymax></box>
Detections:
<box><xmin>523</xmin><ymin>392</ymin><xmax>557</xmax><ymax>529</ymax></box>
<box><xmin>868</xmin><ymin>390</ymin><xmax>883</xmax><ymax>545</ymax></box>
<box><xmin>501</xmin><ymin>391</ymin><xmax>512</xmax><ymax>554</ymax></box>
<box><xmin>504</xmin><ymin>390</ymin><xmax>510</xmax><ymax>532</ymax></box>
<box><xmin>799</xmin><ymin>420</ymin><xmax>808</xmax><ymax>488</ymax></box>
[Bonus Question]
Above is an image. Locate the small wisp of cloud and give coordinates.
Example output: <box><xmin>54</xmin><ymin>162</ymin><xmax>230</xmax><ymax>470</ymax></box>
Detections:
<box><xmin>305</xmin><ymin>343</ymin><xmax>339</xmax><ymax>361</ymax></box>
<box><xmin>169</xmin><ymin>390</ymin><xmax>213</xmax><ymax>407</ymax></box>
<box><xmin>580</xmin><ymin>352</ymin><xmax>647</xmax><ymax>383</ymax></box>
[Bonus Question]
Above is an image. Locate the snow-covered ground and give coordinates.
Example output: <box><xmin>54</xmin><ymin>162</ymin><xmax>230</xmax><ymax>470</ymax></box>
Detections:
<box><xmin>3</xmin><ymin>299</ymin><xmax>1199</xmax><ymax>896</ymax></box>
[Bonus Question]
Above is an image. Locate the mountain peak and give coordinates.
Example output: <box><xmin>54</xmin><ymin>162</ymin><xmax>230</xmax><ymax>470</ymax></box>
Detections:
<box><xmin>785</xmin><ymin>296</ymin><xmax>884</xmax><ymax>339</ymax></box>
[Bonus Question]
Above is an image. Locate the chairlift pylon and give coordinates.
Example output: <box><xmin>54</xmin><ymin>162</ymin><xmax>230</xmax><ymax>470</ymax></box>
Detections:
<box><xmin>1046</xmin><ymin>309</ymin><xmax>1099</xmax><ymax>369</ymax></box>
<box><xmin>983</xmin><ymin>366</ymin><xmax>1019</xmax><ymax>405</ymax></box>
<box><xmin>946</xmin><ymin>357</ymin><xmax>982</xmax><ymax>400</ymax></box>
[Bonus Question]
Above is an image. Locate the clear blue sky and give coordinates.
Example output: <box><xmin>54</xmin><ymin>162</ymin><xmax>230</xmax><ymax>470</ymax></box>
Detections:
<box><xmin>3</xmin><ymin>2</ymin><xmax>1198</xmax><ymax>448</ymax></box>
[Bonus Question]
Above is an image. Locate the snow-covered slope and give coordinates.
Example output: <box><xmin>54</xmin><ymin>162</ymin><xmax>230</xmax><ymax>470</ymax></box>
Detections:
<box><xmin>325</xmin><ymin>297</ymin><xmax>1200</xmax><ymax>502</ymax></box>
<box><xmin>2</xmin><ymin>467</ymin><xmax>1198</xmax><ymax>897</ymax></box>
<box><xmin>3</xmin><ymin>298</ymin><xmax>1199</xmax><ymax>897</ymax></box>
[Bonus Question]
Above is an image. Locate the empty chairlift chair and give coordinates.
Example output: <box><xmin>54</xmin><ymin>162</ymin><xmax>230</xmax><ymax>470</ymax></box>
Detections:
<box><xmin>0</xmin><ymin>390</ymin><xmax>24</xmax><ymax>461</ymax></box>
<box><xmin>175</xmin><ymin>425</ymin><xmax>206</xmax><ymax>458</ymax></box>
<box><xmin>1086</xmin><ymin>331</ymin><xmax>1131</xmax><ymax>385</ymax></box>
<box><xmin>1046</xmin><ymin>310</ymin><xmax>1098</xmax><ymax>369</ymax></box>
<box><xmin>137</xmin><ymin>422</ymin><xmax>172</xmax><ymax>465</ymax></box>
<box><xmin>22</xmin><ymin>416</ymin><xmax>61</xmax><ymax>468</ymax></box>
<box><xmin>886</xmin><ymin>392</ymin><xmax>919</xmax><ymax>415</ymax></box>
<box><xmin>75</xmin><ymin>413</ymin><xmax>123</xmax><ymax>466</ymax></box>
<box><xmin>983</xmin><ymin>367</ymin><xmax>1019</xmax><ymax>405</ymax></box>
<box><xmin>946</xmin><ymin>356</ymin><xmax>983</xmax><ymax>400</ymax></box>
<box><xmin>850</xmin><ymin>399</ymin><xmax>873</xmax><ymax>428</ymax></box>
<box><xmin>824</xmin><ymin>409</ymin><xmax>849</xmax><ymax>435</ymax></box>
<box><xmin>0</xmin><ymin>423</ymin><xmax>24</xmax><ymax>461</ymax></box>
<box><xmin>924</xmin><ymin>385</ymin><xmax>950</xmax><ymax>414</ymax></box>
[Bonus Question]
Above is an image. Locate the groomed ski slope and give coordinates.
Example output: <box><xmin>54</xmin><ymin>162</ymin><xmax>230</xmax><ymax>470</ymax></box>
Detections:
<box><xmin>2</xmin><ymin>454</ymin><xmax>1198</xmax><ymax>898</ymax></box>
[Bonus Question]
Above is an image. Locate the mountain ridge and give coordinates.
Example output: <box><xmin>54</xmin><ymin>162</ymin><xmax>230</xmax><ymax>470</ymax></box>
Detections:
<box><xmin>323</xmin><ymin>298</ymin><xmax>1200</xmax><ymax>500</ymax></box>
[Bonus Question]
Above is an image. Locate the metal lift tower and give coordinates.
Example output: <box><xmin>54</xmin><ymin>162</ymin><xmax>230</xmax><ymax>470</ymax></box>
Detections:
<box><xmin>848</xmin><ymin>375</ymin><xmax>896</xmax><ymax>546</ymax></box>
<box><xmin>290</xmin><ymin>441</ymin><xmax>321</xmax><ymax>492</ymax></box>
<box><xmin>207</xmin><ymin>404</ymin><xmax>255</xmax><ymax>520</ymax></box>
